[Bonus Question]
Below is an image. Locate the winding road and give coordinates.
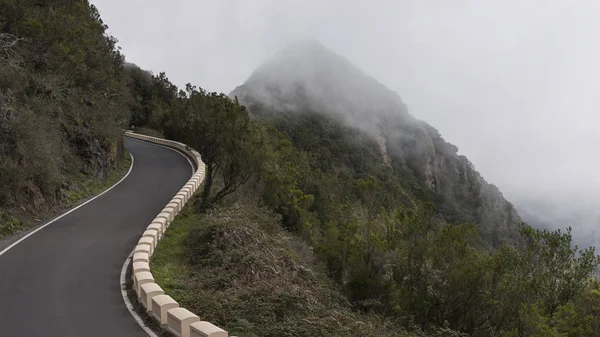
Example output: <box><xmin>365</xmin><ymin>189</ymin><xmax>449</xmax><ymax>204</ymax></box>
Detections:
<box><xmin>0</xmin><ymin>137</ymin><xmax>192</xmax><ymax>337</ymax></box>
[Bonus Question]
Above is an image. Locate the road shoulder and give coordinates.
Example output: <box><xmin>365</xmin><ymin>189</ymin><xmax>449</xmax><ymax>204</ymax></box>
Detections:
<box><xmin>0</xmin><ymin>152</ymin><xmax>133</xmax><ymax>253</ymax></box>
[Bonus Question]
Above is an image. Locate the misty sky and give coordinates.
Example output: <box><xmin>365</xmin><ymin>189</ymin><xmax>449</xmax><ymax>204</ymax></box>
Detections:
<box><xmin>93</xmin><ymin>0</ymin><xmax>600</xmax><ymax>241</ymax></box>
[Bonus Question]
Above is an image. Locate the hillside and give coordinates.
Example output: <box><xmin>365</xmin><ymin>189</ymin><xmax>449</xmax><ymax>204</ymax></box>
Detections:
<box><xmin>132</xmin><ymin>39</ymin><xmax>600</xmax><ymax>337</ymax></box>
<box><xmin>231</xmin><ymin>39</ymin><xmax>520</xmax><ymax>248</ymax></box>
<box><xmin>0</xmin><ymin>0</ymin><xmax>130</xmax><ymax>236</ymax></box>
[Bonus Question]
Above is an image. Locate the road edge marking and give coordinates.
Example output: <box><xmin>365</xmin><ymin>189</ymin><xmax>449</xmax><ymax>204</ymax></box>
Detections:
<box><xmin>120</xmin><ymin>249</ymin><xmax>160</xmax><ymax>337</ymax></box>
<box><xmin>0</xmin><ymin>152</ymin><xmax>135</xmax><ymax>258</ymax></box>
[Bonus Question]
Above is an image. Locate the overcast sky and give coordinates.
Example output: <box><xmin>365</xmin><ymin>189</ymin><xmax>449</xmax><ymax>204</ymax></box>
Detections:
<box><xmin>93</xmin><ymin>0</ymin><xmax>600</xmax><ymax>242</ymax></box>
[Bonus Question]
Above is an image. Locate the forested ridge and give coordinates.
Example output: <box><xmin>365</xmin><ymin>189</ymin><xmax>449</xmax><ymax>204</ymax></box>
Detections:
<box><xmin>1</xmin><ymin>2</ymin><xmax>599</xmax><ymax>336</ymax></box>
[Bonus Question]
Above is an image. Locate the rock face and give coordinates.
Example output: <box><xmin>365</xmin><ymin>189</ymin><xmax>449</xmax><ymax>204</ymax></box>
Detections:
<box><xmin>377</xmin><ymin>130</ymin><xmax>392</xmax><ymax>168</ymax></box>
<box><xmin>231</xmin><ymin>39</ymin><xmax>521</xmax><ymax>245</ymax></box>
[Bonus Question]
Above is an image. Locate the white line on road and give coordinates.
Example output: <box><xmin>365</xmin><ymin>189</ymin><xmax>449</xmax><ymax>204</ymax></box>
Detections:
<box><xmin>120</xmin><ymin>248</ymin><xmax>160</xmax><ymax>337</ymax></box>
<box><xmin>0</xmin><ymin>152</ymin><xmax>135</xmax><ymax>258</ymax></box>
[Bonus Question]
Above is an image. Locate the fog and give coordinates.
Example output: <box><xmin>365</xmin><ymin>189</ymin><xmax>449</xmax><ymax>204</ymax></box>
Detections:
<box><xmin>92</xmin><ymin>0</ymin><xmax>600</xmax><ymax>248</ymax></box>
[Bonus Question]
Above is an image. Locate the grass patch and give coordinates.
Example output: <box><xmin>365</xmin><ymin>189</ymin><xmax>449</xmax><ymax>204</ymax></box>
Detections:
<box><xmin>150</xmin><ymin>211</ymin><xmax>197</xmax><ymax>301</ymax></box>
<box><xmin>151</xmin><ymin>199</ymin><xmax>425</xmax><ymax>337</ymax></box>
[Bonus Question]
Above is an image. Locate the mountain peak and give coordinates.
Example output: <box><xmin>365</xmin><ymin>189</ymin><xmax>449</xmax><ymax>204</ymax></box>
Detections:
<box><xmin>277</xmin><ymin>38</ymin><xmax>329</xmax><ymax>55</ymax></box>
<box><xmin>231</xmin><ymin>39</ymin><xmax>522</xmax><ymax>245</ymax></box>
<box><xmin>232</xmin><ymin>40</ymin><xmax>411</xmax><ymax>136</ymax></box>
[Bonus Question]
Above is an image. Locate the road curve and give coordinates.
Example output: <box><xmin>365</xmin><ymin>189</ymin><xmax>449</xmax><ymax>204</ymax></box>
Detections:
<box><xmin>0</xmin><ymin>138</ymin><xmax>192</xmax><ymax>337</ymax></box>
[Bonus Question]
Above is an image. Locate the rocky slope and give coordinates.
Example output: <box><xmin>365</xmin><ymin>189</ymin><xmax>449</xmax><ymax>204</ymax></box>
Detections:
<box><xmin>231</xmin><ymin>39</ymin><xmax>521</xmax><ymax>246</ymax></box>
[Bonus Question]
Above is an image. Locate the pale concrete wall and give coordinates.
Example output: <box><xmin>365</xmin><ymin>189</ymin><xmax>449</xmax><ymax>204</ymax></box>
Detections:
<box><xmin>133</xmin><ymin>261</ymin><xmax>150</xmax><ymax>273</ymax></box>
<box><xmin>167</xmin><ymin>307</ymin><xmax>200</xmax><ymax>337</ymax></box>
<box><xmin>151</xmin><ymin>294</ymin><xmax>179</xmax><ymax>325</ymax></box>
<box><xmin>190</xmin><ymin>321</ymin><xmax>228</xmax><ymax>337</ymax></box>
<box><xmin>140</xmin><ymin>282</ymin><xmax>164</xmax><ymax>312</ymax></box>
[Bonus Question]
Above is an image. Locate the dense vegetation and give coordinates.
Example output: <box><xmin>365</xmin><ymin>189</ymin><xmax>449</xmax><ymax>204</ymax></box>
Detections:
<box><xmin>131</xmin><ymin>69</ymin><xmax>600</xmax><ymax>336</ymax></box>
<box><xmin>3</xmin><ymin>2</ymin><xmax>599</xmax><ymax>336</ymax></box>
<box><xmin>152</xmin><ymin>198</ymin><xmax>418</xmax><ymax>337</ymax></box>
<box><xmin>0</xmin><ymin>0</ymin><xmax>130</xmax><ymax>235</ymax></box>
<box><xmin>231</xmin><ymin>40</ymin><xmax>523</xmax><ymax>251</ymax></box>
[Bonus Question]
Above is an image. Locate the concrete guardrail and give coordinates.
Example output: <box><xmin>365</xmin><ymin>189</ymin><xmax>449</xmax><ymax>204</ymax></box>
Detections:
<box><xmin>125</xmin><ymin>131</ymin><xmax>232</xmax><ymax>337</ymax></box>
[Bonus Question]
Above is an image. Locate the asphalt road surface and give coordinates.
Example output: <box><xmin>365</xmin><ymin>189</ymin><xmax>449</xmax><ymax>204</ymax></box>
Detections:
<box><xmin>0</xmin><ymin>137</ymin><xmax>193</xmax><ymax>337</ymax></box>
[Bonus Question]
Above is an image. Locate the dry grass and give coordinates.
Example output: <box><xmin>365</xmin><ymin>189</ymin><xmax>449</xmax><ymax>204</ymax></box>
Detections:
<box><xmin>151</xmin><ymin>198</ymin><xmax>419</xmax><ymax>337</ymax></box>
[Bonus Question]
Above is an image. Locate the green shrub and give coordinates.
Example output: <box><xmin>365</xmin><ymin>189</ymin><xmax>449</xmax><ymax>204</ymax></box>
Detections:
<box><xmin>0</xmin><ymin>212</ymin><xmax>22</xmax><ymax>237</ymax></box>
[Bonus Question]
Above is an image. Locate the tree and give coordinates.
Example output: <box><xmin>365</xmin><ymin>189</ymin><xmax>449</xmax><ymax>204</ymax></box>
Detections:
<box><xmin>485</xmin><ymin>225</ymin><xmax>600</xmax><ymax>335</ymax></box>
<box><xmin>174</xmin><ymin>87</ymin><xmax>259</xmax><ymax>209</ymax></box>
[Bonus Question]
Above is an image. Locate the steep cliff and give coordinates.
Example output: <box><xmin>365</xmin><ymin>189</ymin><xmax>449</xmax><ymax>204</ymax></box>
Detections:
<box><xmin>232</xmin><ymin>39</ymin><xmax>521</xmax><ymax>246</ymax></box>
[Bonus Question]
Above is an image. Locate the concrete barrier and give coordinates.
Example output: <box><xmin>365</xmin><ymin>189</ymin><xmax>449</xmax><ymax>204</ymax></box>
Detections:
<box><xmin>133</xmin><ymin>261</ymin><xmax>150</xmax><ymax>273</ymax></box>
<box><xmin>151</xmin><ymin>294</ymin><xmax>179</xmax><ymax>325</ymax></box>
<box><xmin>190</xmin><ymin>322</ymin><xmax>228</xmax><ymax>337</ymax></box>
<box><xmin>139</xmin><ymin>236</ymin><xmax>156</xmax><ymax>252</ymax></box>
<box><xmin>180</xmin><ymin>188</ymin><xmax>192</xmax><ymax>199</ymax></box>
<box><xmin>156</xmin><ymin>211</ymin><xmax>173</xmax><ymax>224</ymax></box>
<box><xmin>140</xmin><ymin>282</ymin><xmax>164</xmax><ymax>312</ymax></box>
<box><xmin>167</xmin><ymin>308</ymin><xmax>201</xmax><ymax>337</ymax></box>
<box><xmin>147</xmin><ymin>223</ymin><xmax>164</xmax><ymax>240</ymax></box>
<box><xmin>134</xmin><ymin>244</ymin><xmax>152</xmax><ymax>257</ymax></box>
<box><xmin>167</xmin><ymin>201</ymin><xmax>181</xmax><ymax>213</ymax></box>
<box><xmin>134</xmin><ymin>271</ymin><xmax>154</xmax><ymax>296</ymax></box>
<box><xmin>125</xmin><ymin>131</ymin><xmax>231</xmax><ymax>337</ymax></box>
<box><xmin>164</xmin><ymin>205</ymin><xmax>178</xmax><ymax>216</ymax></box>
<box><xmin>142</xmin><ymin>229</ymin><xmax>159</xmax><ymax>243</ymax></box>
<box><xmin>151</xmin><ymin>219</ymin><xmax>167</xmax><ymax>233</ymax></box>
<box><xmin>133</xmin><ymin>251</ymin><xmax>149</xmax><ymax>263</ymax></box>
<box><xmin>174</xmin><ymin>193</ymin><xmax>187</xmax><ymax>204</ymax></box>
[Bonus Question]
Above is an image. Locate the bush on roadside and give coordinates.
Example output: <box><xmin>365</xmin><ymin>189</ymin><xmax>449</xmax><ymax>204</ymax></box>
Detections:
<box><xmin>0</xmin><ymin>211</ymin><xmax>22</xmax><ymax>238</ymax></box>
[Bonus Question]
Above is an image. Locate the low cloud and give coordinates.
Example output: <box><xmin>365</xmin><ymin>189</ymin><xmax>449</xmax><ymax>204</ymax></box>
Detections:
<box><xmin>93</xmin><ymin>0</ymin><xmax>600</xmax><ymax>249</ymax></box>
